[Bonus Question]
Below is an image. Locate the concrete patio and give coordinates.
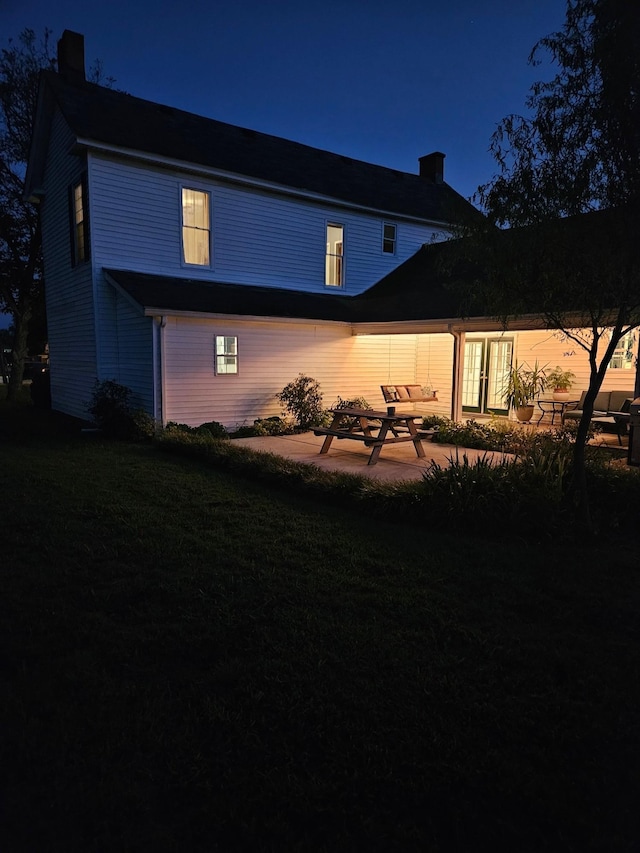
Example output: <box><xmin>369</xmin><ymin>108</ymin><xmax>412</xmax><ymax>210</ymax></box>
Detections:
<box><xmin>231</xmin><ymin>424</ymin><xmax>628</xmax><ymax>483</ymax></box>
<box><xmin>231</xmin><ymin>431</ymin><xmax>511</xmax><ymax>483</ymax></box>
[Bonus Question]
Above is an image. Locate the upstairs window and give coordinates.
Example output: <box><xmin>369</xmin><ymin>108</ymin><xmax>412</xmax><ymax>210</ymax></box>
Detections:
<box><xmin>182</xmin><ymin>188</ymin><xmax>210</xmax><ymax>266</ymax></box>
<box><xmin>383</xmin><ymin>222</ymin><xmax>397</xmax><ymax>254</ymax></box>
<box><xmin>215</xmin><ymin>335</ymin><xmax>238</xmax><ymax>374</ymax></box>
<box><xmin>70</xmin><ymin>175</ymin><xmax>90</xmax><ymax>265</ymax></box>
<box><xmin>325</xmin><ymin>223</ymin><xmax>343</xmax><ymax>287</ymax></box>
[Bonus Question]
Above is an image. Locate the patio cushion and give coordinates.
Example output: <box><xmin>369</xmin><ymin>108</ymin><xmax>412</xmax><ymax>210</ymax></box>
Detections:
<box><xmin>395</xmin><ymin>386</ymin><xmax>410</xmax><ymax>400</ymax></box>
<box><xmin>380</xmin><ymin>386</ymin><xmax>398</xmax><ymax>402</ymax></box>
<box><xmin>407</xmin><ymin>385</ymin><xmax>424</xmax><ymax>399</ymax></box>
<box><xmin>609</xmin><ymin>391</ymin><xmax>633</xmax><ymax>412</ymax></box>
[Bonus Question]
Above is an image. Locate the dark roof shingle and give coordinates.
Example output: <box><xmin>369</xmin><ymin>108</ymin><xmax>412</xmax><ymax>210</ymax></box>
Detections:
<box><xmin>42</xmin><ymin>71</ymin><xmax>472</xmax><ymax>222</ymax></box>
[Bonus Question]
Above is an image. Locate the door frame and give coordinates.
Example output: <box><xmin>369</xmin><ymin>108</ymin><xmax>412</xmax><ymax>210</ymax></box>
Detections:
<box><xmin>462</xmin><ymin>336</ymin><xmax>513</xmax><ymax>417</ymax></box>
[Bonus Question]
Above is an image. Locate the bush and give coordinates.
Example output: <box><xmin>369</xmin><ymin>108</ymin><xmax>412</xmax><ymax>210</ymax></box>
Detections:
<box><xmin>332</xmin><ymin>396</ymin><xmax>372</xmax><ymax>410</ymax></box>
<box><xmin>196</xmin><ymin>421</ymin><xmax>228</xmax><ymax>439</ymax></box>
<box><xmin>87</xmin><ymin>380</ymin><xmax>154</xmax><ymax>440</ymax></box>
<box><xmin>253</xmin><ymin>416</ymin><xmax>290</xmax><ymax>436</ymax></box>
<box><xmin>277</xmin><ymin>374</ymin><xmax>324</xmax><ymax>430</ymax></box>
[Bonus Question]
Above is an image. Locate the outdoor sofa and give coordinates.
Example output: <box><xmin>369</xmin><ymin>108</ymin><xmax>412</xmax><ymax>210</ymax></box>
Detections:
<box><xmin>562</xmin><ymin>389</ymin><xmax>634</xmax><ymax>443</ymax></box>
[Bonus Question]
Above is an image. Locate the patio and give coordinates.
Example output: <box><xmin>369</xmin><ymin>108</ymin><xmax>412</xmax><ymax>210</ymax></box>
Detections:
<box><xmin>231</xmin><ymin>424</ymin><xmax>628</xmax><ymax>483</ymax></box>
<box><xmin>231</xmin><ymin>431</ymin><xmax>511</xmax><ymax>483</ymax></box>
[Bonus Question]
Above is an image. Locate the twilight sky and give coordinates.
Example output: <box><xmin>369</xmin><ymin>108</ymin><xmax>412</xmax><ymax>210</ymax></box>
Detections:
<box><xmin>1</xmin><ymin>0</ymin><xmax>567</xmax><ymax>330</ymax></box>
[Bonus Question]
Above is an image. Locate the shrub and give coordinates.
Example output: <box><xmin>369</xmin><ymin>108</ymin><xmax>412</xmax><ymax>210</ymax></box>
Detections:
<box><xmin>87</xmin><ymin>380</ymin><xmax>133</xmax><ymax>438</ymax></box>
<box><xmin>332</xmin><ymin>396</ymin><xmax>372</xmax><ymax>410</ymax></box>
<box><xmin>196</xmin><ymin>421</ymin><xmax>228</xmax><ymax>439</ymax></box>
<box><xmin>253</xmin><ymin>416</ymin><xmax>290</xmax><ymax>436</ymax></box>
<box><xmin>277</xmin><ymin>374</ymin><xmax>324</xmax><ymax>430</ymax></box>
<box><xmin>421</xmin><ymin>414</ymin><xmax>452</xmax><ymax>431</ymax></box>
<box><xmin>87</xmin><ymin>380</ymin><xmax>154</xmax><ymax>440</ymax></box>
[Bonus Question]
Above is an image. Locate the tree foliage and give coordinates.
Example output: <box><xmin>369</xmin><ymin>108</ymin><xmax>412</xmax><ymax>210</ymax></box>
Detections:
<box><xmin>454</xmin><ymin>0</ymin><xmax>640</xmax><ymax>528</ymax></box>
<box><xmin>0</xmin><ymin>29</ymin><xmax>53</xmax><ymax>398</ymax></box>
<box><xmin>0</xmin><ymin>28</ymin><xmax>113</xmax><ymax>399</ymax></box>
<box><xmin>480</xmin><ymin>0</ymin><xmax>640</xmax><ymax>224</ymax></box>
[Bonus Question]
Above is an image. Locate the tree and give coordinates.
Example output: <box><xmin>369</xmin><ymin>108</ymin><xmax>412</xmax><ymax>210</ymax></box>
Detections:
<box><xmin>458</xmin><ymin>0</ymin><xmax>640</xmax><ymax>528</ymax></box>
<box><xmin>0</xmin><ymin>29</ymin><xmax>54</xmax><ymax>399</ymax></box>
<box><xmin>0</xmin><ymin>28</ymin><xmax>113</xmax><ymax>400</ymax></box>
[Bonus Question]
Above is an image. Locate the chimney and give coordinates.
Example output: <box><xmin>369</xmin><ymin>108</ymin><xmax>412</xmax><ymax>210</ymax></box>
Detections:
<box><xmin>419</xmin><ymin>151</ymin><xmax>445</xmax><ymax>184</ymax></box>
<box><xmin>57</xmin><ymin>30</ymin><xmax>85</xmax><ymax>83</ymax></box>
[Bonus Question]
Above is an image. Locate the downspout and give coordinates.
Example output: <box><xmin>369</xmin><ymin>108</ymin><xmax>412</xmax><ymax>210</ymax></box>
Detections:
<box><xmin>153</xmin><ymin>315</ymin><xmax>167</xmax><ymax>425</ymax></box>
<box><xmin>449</xmin><ymin>325</ymin><xmax>465</xmax><ymax>422</ymax></box>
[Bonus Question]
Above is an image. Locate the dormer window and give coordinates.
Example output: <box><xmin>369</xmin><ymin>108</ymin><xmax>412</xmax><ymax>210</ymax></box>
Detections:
<box><xmin>325</xmin><ymin>223</ymin><xmax>343</xmax><ymax>287</ymax></box>
<box><xmin>182</xmin><ymin>187</ymin><xmax>211</xmax><ymax>266</ymax></box>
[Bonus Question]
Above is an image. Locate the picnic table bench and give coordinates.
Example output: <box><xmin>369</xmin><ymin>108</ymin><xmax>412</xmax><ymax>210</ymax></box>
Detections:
<box><xmin>313</xmin><ymin>406</ymin><xmax>426</xmax><ymax>466</ymax></box>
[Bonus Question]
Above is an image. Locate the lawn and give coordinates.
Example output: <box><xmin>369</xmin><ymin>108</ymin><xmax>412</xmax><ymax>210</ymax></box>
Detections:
<box><xmin>1</xmin><ymin>402</ymin><xmax>639</xmax><ymax>851</ymax></box>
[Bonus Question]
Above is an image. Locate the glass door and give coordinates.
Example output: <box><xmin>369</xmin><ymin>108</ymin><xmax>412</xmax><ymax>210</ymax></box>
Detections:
<box><xmin>462</xmin><ymin>337</ymin><xmax>513</xmax><ymax>416</ymax></box>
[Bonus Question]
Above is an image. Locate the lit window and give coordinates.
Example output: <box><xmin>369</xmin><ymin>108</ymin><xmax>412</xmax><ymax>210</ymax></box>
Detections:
<box><xmin>383</xmin><ymin>222</ymin><xmax>396</xmax><ymax>254</ymax></box>
<box><xmin>608</xmin><ymin>330</ymin><xmax>636</xmax><ymax>370</ymax></box>
<box><xmin>215</xmin><ymin>336</ymin><xmax>238</xmax><ymax>374</ymax></box>
<box><xmin>325</xmin><ymin>223</ymin><xmax>343</xmax><ymax>287</ymax></box>
<box><xmin>182</xmin><ymin>188</ymin><xmax>210</xmax><ymax>266</ymax></box>
<box><xmin>70</xmin><ymin>175</ymin><xmax>89</xmax><ymax>265</ymax></box>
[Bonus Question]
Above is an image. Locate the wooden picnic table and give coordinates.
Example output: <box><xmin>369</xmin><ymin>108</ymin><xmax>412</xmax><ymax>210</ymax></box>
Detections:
<box><xmin>313</xmin><ymin>406</ymin><xmax>426</xmax><ymax>466</ymax></box>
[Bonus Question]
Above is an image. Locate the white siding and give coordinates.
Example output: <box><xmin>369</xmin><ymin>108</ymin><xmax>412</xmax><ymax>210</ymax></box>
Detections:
<box><xmin>514</xmin><ymin>328</ymin><xmax>636</xmax><ymax>421</ymax></box>
<box><xmin>89</xmin><ymin>155</ymin><xmax>442</xmax><ymax>296</ymax></box>
<box><xmin>109</xmin><ymin>293</ymin><xmax>155</xmax><ymax>414</ymax></box>
<box><xmin>40</xmin><ymin>112</ymin><xmax>97</xmax><ymax>420</ymax></box>
<box><xmin>161</xmin><ymin>319</ymin><xmax>452</xmax><ymax>428</ymax></box>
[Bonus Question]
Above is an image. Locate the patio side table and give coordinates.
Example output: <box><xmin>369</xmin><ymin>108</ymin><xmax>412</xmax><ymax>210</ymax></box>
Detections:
<box><xmin>536</xmin><ymin>398</ymin><xmax>579</xmax><ymax>426</ymax></box>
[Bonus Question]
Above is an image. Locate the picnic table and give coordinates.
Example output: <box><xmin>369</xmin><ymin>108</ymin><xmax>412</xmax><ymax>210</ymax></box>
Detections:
<box><xmin>313</xmin><ymin>406</ymin><xmax>426</xmax><ymax>466</ymax></box>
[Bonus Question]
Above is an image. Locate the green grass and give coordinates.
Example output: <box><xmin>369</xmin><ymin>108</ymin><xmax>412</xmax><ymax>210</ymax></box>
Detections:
<box><xmin>1</xmin><ymin>401</ymin><xmax>640</xmax><ymax>851</ymax></box>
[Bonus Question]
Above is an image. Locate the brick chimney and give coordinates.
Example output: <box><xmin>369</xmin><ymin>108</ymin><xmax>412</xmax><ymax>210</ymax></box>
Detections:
<box><xmin>57</xmin><ymin>30</ymin><xmax>85</xmax><ymax>83</ymax></box>
<box><xmin>419</xmin><ymin>151</ymin><xmax>445</xmax><ymax>184</ymax></box>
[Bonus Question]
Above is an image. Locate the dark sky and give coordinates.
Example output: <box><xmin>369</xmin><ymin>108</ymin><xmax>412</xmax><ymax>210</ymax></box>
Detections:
<box><xmin>1</xmin><ymin>0</ymin><xmax>567</xmax><ymax>330</ymax></box>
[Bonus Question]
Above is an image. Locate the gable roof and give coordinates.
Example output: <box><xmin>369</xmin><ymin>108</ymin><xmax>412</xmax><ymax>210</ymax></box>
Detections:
<box><xmin>30</xmin><ymin>70</ymin><xmax>473</xmax><ymax>223</ymax></box>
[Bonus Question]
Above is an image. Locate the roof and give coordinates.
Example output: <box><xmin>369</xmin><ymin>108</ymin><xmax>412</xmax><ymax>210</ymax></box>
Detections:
<box><xmin>105</xmin><ymin>270</ymin><xmax>356</xmax><ymax>323</ymax></box>
<box><xmin>104</xmin><ymin>248</ymin><xmax>475</xmax><ymax>326</ymax></box>
<box><xmin>351</xmin><ymin>241</ymin><xmax>474</xmax><ymax>321</ymax></box>
<box><xmin>30</xmin><ymin>71</ymin><xmax>473</xmax><ymax>222</ymax></box>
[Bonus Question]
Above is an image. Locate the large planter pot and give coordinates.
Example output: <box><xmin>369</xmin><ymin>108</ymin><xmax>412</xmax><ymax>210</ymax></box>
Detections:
<box><xmin>552</xmin><ymin>389</ymin><xmax>571</xmax><ymax>401</ymax></box>
<box><xmin>515</xmin><ymin>405</ymin><xmax>535</xmax><ymax>423</ymax></box>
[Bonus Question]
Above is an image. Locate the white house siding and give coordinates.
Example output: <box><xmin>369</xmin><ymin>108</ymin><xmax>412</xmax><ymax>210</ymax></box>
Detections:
<box><xmin>40</xmin><ymin>111</ymin><xmax>97</xmax><ymax>420</ymax></box>
<box><xmin>512</xmin><ymin>329</ymin><xmax>636</xmax><ymax>424</ymax></box>
<box><xmin>416</xmin><ymin>334</ymin><xmax>456</xmax><ymax>417</ymax></box>
<box><xmin>89</xmin><ymin>155</ymin><xmax>442</xmax><ymax>296</ymax></box>
<box><xmin>161</xmin><ymin>318</ymin><xmax>438</xmax><ymax>429</ymax></box>
<box><xmin>108</xmin><ymin>293</ymin><xmax>155</xmax><ymax>414</ymax></box>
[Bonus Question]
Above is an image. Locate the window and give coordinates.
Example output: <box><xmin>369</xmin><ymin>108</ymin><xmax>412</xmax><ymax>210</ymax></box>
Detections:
<box><xmin>383</xmin><ymin>222</ymin><xmax>396</xmax><ymax>254</ymax></box>
<box><xmin>608</xmin><ymin>330</ymin><xmax>636</xmax><ymax>370</ymax></box>
<box><xmin>325</xmin><ymin>223</ymin><xmax>343</xmax><ymax>287</ymax></box>
<box><xmin>70</xmin><ymin>175</ymin><xmax>90</xmax><ymax>265</ymax></box>
<box><xmin>215</xmin><ymin>336</ymin><xmax>238</xmax><ymax>374</ymax></box>
<box><xmin>182</xmin><ymin>188</ymin><xmax>210</xmax><ymax>266</ymax></box>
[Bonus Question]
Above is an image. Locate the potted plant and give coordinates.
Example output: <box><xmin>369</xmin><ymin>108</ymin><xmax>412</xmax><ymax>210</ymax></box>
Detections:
<box><xmin>545</xmin><ymin>365</ymin><xmax>576</xmax><ymax>401</ymax></box>
<box><xmin>503</xmin><ymin>360</ymin><xmax>548</xmax><ymax>422</ymax></box>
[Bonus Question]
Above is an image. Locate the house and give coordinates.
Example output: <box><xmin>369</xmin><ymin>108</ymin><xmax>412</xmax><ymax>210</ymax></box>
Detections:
<box><xmin>26</xmin><ymin>31</ymin><xmax>637</xmax><ymax>430</ymax></box>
